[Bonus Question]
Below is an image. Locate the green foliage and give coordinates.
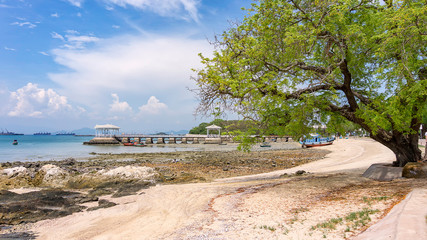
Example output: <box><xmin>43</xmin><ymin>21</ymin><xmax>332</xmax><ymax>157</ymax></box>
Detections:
<box><xmin>193</xmin><ymin>0</ymin><xmax>426</xmax><ymax>164</ymax></box>
<box><xmin>312</xmin><ymin>217</ymin><xmax>343</xmax><ymax>230</ymax></box>
<box><xmin>422</xmin><ymin>103</ymin><xmax>427</xmax><ymax>125</ymax></box>
<box><xmin>189</xmin><ymin>119</ymin><xmax>262</xmax><ymax>135</ymax></box>
<box><xmin>345</xmin><ymin>208</ymin><xmax>379</xmax><ymax>229</ymax></box>
<box><xmin>189</xmin><ymin>122</ymin><xmax>209</xmax><ymax>134</ymax></box>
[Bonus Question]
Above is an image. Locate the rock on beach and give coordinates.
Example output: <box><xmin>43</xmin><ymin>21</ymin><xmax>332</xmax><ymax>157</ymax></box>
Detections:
<box><xmin>99</xmin><ymin>166</ymin><xmax>158</xmax><ymax>180</ymax></box>
<box><xmin>1</xmin><ymin>166</ymin><xmax>27</xmax><ymax>178</ymax></box>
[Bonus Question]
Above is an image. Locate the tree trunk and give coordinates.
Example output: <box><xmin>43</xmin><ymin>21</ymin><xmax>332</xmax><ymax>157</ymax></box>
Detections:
<box><xmin>372</xmin><ymin>133</ymin><xmax>422</xmax><ymax>167</ymax></box>
<box><xmin>424</xmin><ymin>142</ymin><xmax>427</xmax><ymax>161</ymax></box>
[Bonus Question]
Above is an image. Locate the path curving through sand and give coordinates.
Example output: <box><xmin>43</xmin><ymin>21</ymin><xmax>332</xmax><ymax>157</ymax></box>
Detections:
<box><xmin>32</xmin><ymin>138</ymin><xmax>409</xmax><ymax>239</ymax></box>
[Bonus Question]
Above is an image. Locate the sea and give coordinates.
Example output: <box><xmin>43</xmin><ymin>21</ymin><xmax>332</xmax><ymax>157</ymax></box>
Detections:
<box><xmin>0</xmin><ymin>135</ymin><xmax>197</xmax><ymax>163</ymax></box>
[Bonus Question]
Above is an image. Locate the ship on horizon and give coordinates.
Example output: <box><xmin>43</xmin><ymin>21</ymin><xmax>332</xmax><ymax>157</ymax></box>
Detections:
<box><xmin>56</xmin><ymin>132</ymin><xmax>75</xmax><ymax>136</ymax></box>
<box><xmin>33</xmin><ymin>132</ymin><xmax>51</xmax><ymax>135</ymax></box>
<box><xmin>0</xmin><ymin>129</ymin><xmax>24</xmax><ymax>135</ymax></box>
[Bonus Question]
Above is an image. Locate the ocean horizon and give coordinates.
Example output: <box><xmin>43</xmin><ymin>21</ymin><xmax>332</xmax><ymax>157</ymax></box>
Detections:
<box><xmin>0</xmin><ymin>135</ymin><xmax>197</xmax><ymax>163</ymax></box>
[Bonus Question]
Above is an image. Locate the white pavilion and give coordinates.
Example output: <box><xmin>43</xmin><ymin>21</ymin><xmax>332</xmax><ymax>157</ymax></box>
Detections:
<box><xmin>94</xmin><ymin>124</ymin><xmax>120</xmax><ymax>138</ymax></box>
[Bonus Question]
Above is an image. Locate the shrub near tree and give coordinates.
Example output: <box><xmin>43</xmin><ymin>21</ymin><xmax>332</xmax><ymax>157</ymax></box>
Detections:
<box><xmin>192</xmin><ymin>0</ymin><xmax>426</xmax><ymax>167</ymax></box>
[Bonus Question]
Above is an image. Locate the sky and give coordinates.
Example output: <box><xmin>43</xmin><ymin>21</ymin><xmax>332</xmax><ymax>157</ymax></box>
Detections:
<box><xmin>0</xmin><ymin>0</ymin><xmax>252</xmax><ymax>134</ymax></box>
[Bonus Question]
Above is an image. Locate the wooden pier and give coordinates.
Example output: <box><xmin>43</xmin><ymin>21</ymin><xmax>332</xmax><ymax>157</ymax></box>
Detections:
<box><xmin>84</xmin><ymin>134</ymin><xmax>292</xmax><ymax>145</ymax></box>
<box><xmin>83</xmin><ymin>124</ymin><xmax>292</xmax><ymax>145</ymax></box>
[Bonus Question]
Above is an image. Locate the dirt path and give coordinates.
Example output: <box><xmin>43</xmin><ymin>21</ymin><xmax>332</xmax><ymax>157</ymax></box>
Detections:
<box><xmin>31</xmin><ymin>138</ymin><xmax>420</xmax><ymax>239</ymax></box>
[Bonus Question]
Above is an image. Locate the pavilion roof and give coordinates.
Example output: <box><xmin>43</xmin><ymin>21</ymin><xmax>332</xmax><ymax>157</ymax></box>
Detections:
<box><xmin>206</xmin><ymin>124</ymin><xmax>222</xmax><ymax>130</ymax></box>
<box><xmin>94</xmin><ymin>124</ymin><xmax>120</xmax><ymax>129</ymax></box>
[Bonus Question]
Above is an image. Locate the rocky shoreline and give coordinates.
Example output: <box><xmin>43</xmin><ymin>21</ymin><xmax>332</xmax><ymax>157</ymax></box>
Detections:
<box><xmin>0</xmin><ymin>143</ymin><xmax>329</xmax><ymax>234</ymax></box>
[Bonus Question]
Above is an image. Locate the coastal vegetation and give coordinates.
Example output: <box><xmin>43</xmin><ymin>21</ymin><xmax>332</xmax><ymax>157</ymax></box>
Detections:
<box><xmin>189</xmin><ymin>119</ymin><xmax>260</xmax><ymax>135</ymax></box>
<box><xmin>192</xmin><ymin>0</ymin><xmax>426</xmax><ymax>167</ymax></box>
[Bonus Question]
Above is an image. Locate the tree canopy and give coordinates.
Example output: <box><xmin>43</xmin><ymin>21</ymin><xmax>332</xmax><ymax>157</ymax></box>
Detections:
<box><xmin>193</xmin><ymin>0</ymin><xmax>426</xmax><ymax>166</ymax></box>
<box><xmin>189</xmin><ymin>119</ymin><xmax>260</xmax><ymax>135</ymax></box>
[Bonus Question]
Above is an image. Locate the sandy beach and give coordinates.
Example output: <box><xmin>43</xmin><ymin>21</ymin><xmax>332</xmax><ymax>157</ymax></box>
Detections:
<box><xmin>8</xmin><ymin>138</ymin><xmax>427</xmax><ymax>239</ymax></box>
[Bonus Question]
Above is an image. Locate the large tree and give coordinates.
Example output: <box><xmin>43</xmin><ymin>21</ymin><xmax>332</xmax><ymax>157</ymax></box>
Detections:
<box><xmin>193</xmin><ymin>0</ymin><xmax>426</xmax><ymax>167</ymax></box>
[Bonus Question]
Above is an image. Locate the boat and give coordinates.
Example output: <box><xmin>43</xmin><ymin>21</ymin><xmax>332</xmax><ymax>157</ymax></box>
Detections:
<box><xmin>123</xmin><ymin>142</ymin><xmax>134</xmax><ymax>146</ymax></box>
<box><xmin>0</xmin><ymin>129</ymin><xmax>24</xmax><ymax>135</ymax></box>
<box><xmin>260</xmin><ymin>142</ymin><xmax>271</xmax><ymax>147</ymax></box>
<box><xmin>56</xmin><ymin>132</ymin><xmax>75</xmax><ymax>136</ymax></box>
<box><xmin>133</xmin><ymin>143</ymin><xmax>147</xmax><ymax>147</ymax></box>
<box><xmin>299</xmin><ymin>134</ymin><xmax>334</xmax><ymax>148</ymax></box>
<box><xmin>12</xmin><ymin>140</ymin><xmax>18</xmax><ymax>145</ymax></box>
<box><xmin>34</xmin><ymin>132</ymin><xmax>51</xmax><ymax>135</ymax></box>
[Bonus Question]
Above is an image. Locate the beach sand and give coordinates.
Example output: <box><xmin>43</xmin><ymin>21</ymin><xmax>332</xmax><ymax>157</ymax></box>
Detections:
<box><xmin>27</xmin><ymin>138</ymin><xmax>426</xmax><ymax>239</ymax></box>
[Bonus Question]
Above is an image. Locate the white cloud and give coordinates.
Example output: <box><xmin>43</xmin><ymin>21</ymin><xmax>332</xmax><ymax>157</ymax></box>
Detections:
<box><xmin>104</xmin><ymin>0</ymin><xmax>200</xmax><ymax>22</ymax></box>
<box><xmin>51</xmin><ymin>13</ymin><xmax>59</xmax><ymax>18</ymax></box>
<box><xmin>65</xmin><ymin>30</ymin><xmax>80</xmax><ymax>35</ymax></box>
<box><xmin>4</xmin><ymin>47</ymin><xmax>16</xmax><ymax>51</ymax></box>
<box><xmin>66</xmin><ymin>0</ymin><xmax>84</xmax><ymax>7</ymax></box>
<box><xmin>39</xmin><ymin>51</ymin><xmax>49</xmax><ymax>56</ymax></box>
<box><xmin>11</xmin><ymin>21</ymin><xmax>36</xmax><ymax>28</ymax></box>
<box><xmin>110</xmin><ymin>93</ymin><xmax>132</xmax><ymax>112</ymax></box>
<box><xmin>66</xmin><ymin>35</ymin><xmax>99</xmax><ymax>43</ymax></box>
<box><xmin>112</xmin><ymin>25</ymin><xmax>120</xmax><ymax>29</ymax></box>
<box><xmin>8</xmin><ymin>83</ymin><xmax>73</xmax><ymax>118</ymax></box>
<box><xmin>48</xmin><ymin>34</ymin><xmax>212</xmax><ymax>109</ymax></box>
<box><xmin>51</xmin><ymin>31</ymin><xmax>100</xmax><ymax>49</ymax></box>
<box><xmin>51</xmin><ymin>32</ymin><xmax>65</xmax><ymax>41</ymax></box>
<box><xmin>138</xmin><ymin>96</ymin><xmax>167</xmax><ymax>115</ymax></box>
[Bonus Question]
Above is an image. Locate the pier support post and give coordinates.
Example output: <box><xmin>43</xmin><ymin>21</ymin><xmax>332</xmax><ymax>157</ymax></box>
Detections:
<box><xmin>157</xmin><ymin>138</ymin><xmax>164</xmax><ymax>144</ymax></box>
<box><xmin>168</xmin><ymin>137</ymin><xmax>176</xmax><ymax>144</ymax></box>
<box><xmin>193</xmin><ymin>138</ymin><xmax>199</xmax><ymax>144</ymax></box>
<box><xmin>181</xmin><ymin>138</ymin><xmax>187</xmax><ymax>144</ymax></box>
<box><xmin>145</xmin><ymin>138</ymin><xmax>152</xmax><ymax>144</ymax></box>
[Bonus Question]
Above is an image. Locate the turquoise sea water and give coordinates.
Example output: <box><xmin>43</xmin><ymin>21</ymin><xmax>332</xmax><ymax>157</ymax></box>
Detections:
<box><xmin>0</xmin><ymin>135</ymin><xmax>195</xmax><ymax>163</ymax></box>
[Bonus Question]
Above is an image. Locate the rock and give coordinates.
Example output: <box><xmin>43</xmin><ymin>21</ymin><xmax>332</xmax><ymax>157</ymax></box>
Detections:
<box><xmin>74</xmin><ymin>195</ymin><xmax>99</xmax><ymax>204</ymax></box>
<box><xmin>39</xmin><ymin>164</ymin><xmax>69</xmax><ymax>187</ymax></box>
<box><xmin>402</xmin><ymin>162</ymin><xmax>427</xmax><ymax>178</ymax></box>
<box><xmin>295</xmin><ymin>170</ymin><xmax>306</xmax><ymax>175</ymax></box>
<box><xmin>40</xmin><ymin>164</ymin><xmax>68</xmax><ymax>180</ymax></box>
<box><xmin>99</xmin><ymin>166</ymin><xmax>157</xmax><ymax>180</ymax></box>
<box><xmin>0</xmin><ymin>189</ymin><xmax>86</xmax><ymax>225</ymax></box>
<box><xmin>1</xmin><ymin>166</ymin><xmax>27</xmax><ymax>178</ymax></box>
<box><xmin>362</xmin><ymin>163</ymin><xmax>403</xmax><ymax>181</ymax></box>
<box><xmin>87</xmin><ymin>199</ymin><xmax>117</xmax><ymax>211</ymax></box>
<box><xmin>62</xmin><ymin>158</ymin><xmax>76</xmax><ymax>166</ymax></box>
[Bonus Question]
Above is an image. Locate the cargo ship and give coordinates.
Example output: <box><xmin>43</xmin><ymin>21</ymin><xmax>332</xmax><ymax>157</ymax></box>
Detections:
<box><xmin>0</xmin><ymin>129</ymin><xmax>24</xmax><ymax>135</ymax></box>
<box><xmin>56</xmin><ymin>132</ymin><xmax>76</xmax><ymax>136</ymax></box>
<box><xmin>33</xmin><ymin>132</ymin><xmax>51</xmax><ymax>135</ymax></box>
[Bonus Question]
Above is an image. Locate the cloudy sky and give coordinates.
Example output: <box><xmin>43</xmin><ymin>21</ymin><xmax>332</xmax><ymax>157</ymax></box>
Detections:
<box><xmin>0</xmin><ymin>0</ymin><xmax>250</xmax><ymax>134</ymax></box>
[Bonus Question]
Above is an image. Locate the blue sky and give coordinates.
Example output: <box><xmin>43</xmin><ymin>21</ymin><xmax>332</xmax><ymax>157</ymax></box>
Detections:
<box><xmin>0</xmin><ymin>0</ymin><xmax>251</xmax><ymax>134</ymax></box>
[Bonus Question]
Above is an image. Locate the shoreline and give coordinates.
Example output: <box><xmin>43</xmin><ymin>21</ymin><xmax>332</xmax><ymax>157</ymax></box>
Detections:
<box><xmin>1</xmin><ymin>138</ymin><xmax>426</xmax><ymax>239</ymax></box>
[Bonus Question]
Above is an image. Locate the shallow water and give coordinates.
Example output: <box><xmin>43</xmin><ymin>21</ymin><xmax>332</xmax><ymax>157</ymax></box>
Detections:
<box><xmin>0</xmin><ymin>135</ymin><xmax>198</xmax><ymax>162</ymax></box>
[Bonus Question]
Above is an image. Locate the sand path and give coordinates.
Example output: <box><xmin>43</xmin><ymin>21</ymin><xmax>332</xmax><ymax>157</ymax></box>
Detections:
<box><xmin>31</xmin><ymin>138</ymin><xmax>423</xmax><ymax>239</ymax></box>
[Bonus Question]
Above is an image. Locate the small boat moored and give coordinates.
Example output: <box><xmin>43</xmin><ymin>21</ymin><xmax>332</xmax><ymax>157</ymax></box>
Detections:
<box><xmin>299</xmin><ymin>134</ymin><xmax>334</xmax><ymax>148</ymax></box>
<box><xmin>12</xmin><ymin>140</ymin><xmax>18</xmax><ymax>145</ymax></box>
<box><xmin>260</xmin><ymin>142</ymin><xmax>271</xmax><ymax>147</ymax></box>
<box><xmin>133</xmin><ymin>143</ymin><xmax>147</xmax><ymax>147</ymax></box>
